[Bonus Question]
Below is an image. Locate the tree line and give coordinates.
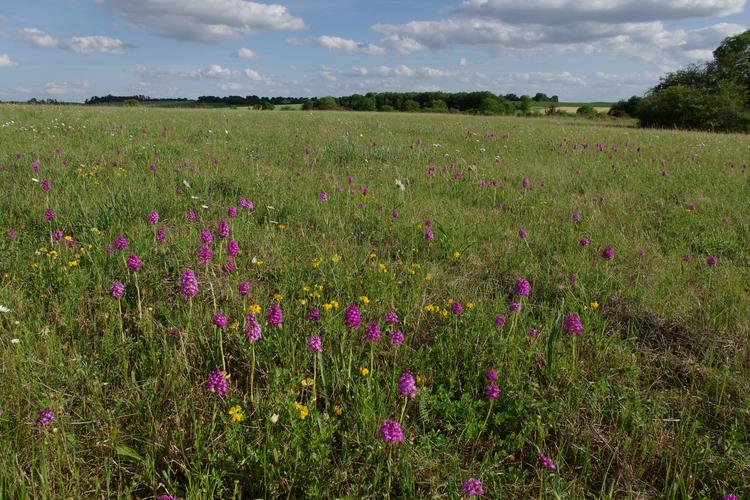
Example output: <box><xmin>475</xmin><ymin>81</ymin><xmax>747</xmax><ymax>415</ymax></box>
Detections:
<box><xmin>80</xmin><ymin>91</ymin><xmax>560</xmax><ymax>115</ymax></box>
<box><xmin>610</xmin><ymin>29</ymin><xmax>749</xmax><ymax>133</ymax></box>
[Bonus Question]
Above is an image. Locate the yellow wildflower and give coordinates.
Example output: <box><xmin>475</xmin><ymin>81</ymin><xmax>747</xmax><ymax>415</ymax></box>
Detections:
<box><xmin>425</xmin><ymin>273</ymin><xmax>433</xmax><ymax>281</ymax></box>
<box><xmin>301</xmin><ymin>378</ymin><xmax>315</xmax><ymax>387</ymax></box>
<box><xmin>228</xmin><ymin>405</ymin><xmax>245</xmax><ymax>423</ymax></box>
<box><xmin>452</xmin><ymin>250</ymin><xmax>461</xmax><ymax>259</ymax></box>
<box><xmin>322</xmin><ymin>303</ymin><xmax>333</xmax><ymax>312</ymax></box>
<box><xmin>229</xmin><ymin>321</ymin><xmax>240</xmax><ymax>331</ymax></box>
<box><xmin>590</xmin><ymin>301</ymin><xmax>600</xmax><ymax>310</ymax></box>
<box><xmin>359</xmin><ymin>295</ymin><xmax>370</xmax><ymax>305</ymax></box>
<box><xmin>67</xmin><ymin>260</ymin><xmax>78</xmax><ymax>267</ymax></box>
<box><xmin>248</xmin><ymin>304</ymin><xmax>262</xmax><ymax>315</ymax></box>
<box><xmin>293</xmin><ymin>401</ymin><xmax>309</xmax><ymax>420</ymax></box>
<box><xmin>466</xmin><ymin>302</ymin><xmax>475</xmax><ymax>310</ymax></box>
<box><xmin>331</xmin><ymin>254</ymin><xmax>341</xmax><ymax>263</ymax></box>
<box><xmin>273</xmin><ymin>293</ymin><xmax>283</xmax><ymax>303</ymax></box>
<box><xmin>359</xmin><ymin>367</ymin><xmax>370</xmax><ymax>376</ymax></box>
<box><xmin>333</xmin><ymin>405</ymin><xmax>343</xmax><ymax>416</ymax></box>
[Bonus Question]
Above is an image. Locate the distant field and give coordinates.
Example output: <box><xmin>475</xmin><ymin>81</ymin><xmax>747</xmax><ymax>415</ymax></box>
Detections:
<box><xmin>274</xmin><ymin>103</ymin><xmax>304</xmax><ymax>110</ymax></box>
<box><xmin>1</xmin><ymin>105</ymin><xmax>748</xmax><ymax>498</ymax></box>
<box><xmin>531</xmin><ymin>102</ymin><xmax>614</xmax><ymax>114</ymax></box>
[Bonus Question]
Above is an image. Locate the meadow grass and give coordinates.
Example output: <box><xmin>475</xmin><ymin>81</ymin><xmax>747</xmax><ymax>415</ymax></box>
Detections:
<box><xmin>0</xmin><ymin>105</ymin><xmax>749</xmax><ymax>498</ymax></box>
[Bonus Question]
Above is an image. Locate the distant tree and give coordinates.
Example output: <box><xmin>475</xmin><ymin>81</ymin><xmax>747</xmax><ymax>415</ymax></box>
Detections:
<box><xmin>609</xmin><ymin>96</ymin><xmax>642</xmax><ymax>117</ymax></box>
<box><xmin>519</xmin><ymin>95</ymin><xmax>532</xmax><ymax>114</ymax></box>
<box><xmin>316</xmin><ymin>96</ymin><xmax>338</xmax><ymax>110</ymax></box>
<box><xmin>576</xmin><ymin>104</ymin><xmax>598</xmax><ymax>118</ymax></box>
<box><xmin>402</xmin><ymin>99</ymin><xmax>420</xmax><ymax>112</ymax></box>
<box><xmin>122</xmin><ymin>98</ymin><xmax>141</xmax><ymax>107</ymax></box>
<box><xmin>532</xmin><ymin>92</ymin><xmax>550</xmax><ymax>102</ymax></box>
<box><xmin>712</xmin><ymin>30</ymin><xmax>750</xmax><ymax>95</ymax></box>
<box><xmin>634</xmin><ymin>29</ymin><xmax>750</xmax><ymax>132</ymax></box>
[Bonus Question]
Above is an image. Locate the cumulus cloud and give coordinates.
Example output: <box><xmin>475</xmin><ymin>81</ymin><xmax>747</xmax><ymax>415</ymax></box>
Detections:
<box><xmin>0</xmin><ymin>53</ymin><xmax>16</xmax><ymax>67</ymax></box>
<box><xmin>44</xmin><ymin>81</ymin><xmax>90</xmax><ymax>95</ymax></box>
<box><xmin>18</xmin><ymin>28</ymin><xmax>59</xmax><ymax>48</ymax></box>
<box><xmin>16</xmin><ymin>28</ymin><xmax>128</xmax><ymax>53</ymax></box>
<box><xmin>135</xmin><ymin>64</ymin><xmax>236</xmax><ymax>81</ymax></box>
<box><xmin>237</xmin><ymin>47</ymin><xmax>257</xmax><ymax>59</ymax></box>
<box><xmin>378</xmin><ymin>34</ymin><xmax>425</xmax><ymax>54</ymax></box>
<box><xmin>288</xmin><ymin>35</ymin><xmax>385</xmax><ymax>55</ymax></box>
<box><xmin>373</xmin><ymin>15</ymin><xmax>746</xmax><ymax>64</ymax></box>
<box><xmin>348</xmin><ymin>64</ymin><xmax>464</xmax><ymax>79</ymax></box>
<box><xmin>64</xmin><ymin>36</ymin><xmax>127</xmax><ymax>53</ymax></box>
<box><xmin>244</xmin><ymin>68</ymin><xmax>263</xmax><ymax>80</ymax></box>
<box><xmin>371</xmin><ymin>0</ymin><xmax>747</xmax><ymax>64</ymax></box>
<box><xmin>94</xmin><ymin>0</ymin><xmax>304</xmax><ymax>42</ymax></box>
<box><xmin>449</xmin><ymin>0</ymin><xmax>745</xmax><ymax>25</ymax></box>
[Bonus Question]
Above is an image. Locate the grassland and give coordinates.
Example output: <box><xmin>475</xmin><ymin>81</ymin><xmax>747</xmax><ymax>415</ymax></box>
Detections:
<box><xmin>0</xmin><ymin>105</ymin><xmax>749</xmax><ymax>498</ymax></box>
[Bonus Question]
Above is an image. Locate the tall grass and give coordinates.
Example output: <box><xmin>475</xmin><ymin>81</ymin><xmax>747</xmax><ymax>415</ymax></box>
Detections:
<box><xmin>0</xmin><ymin>105</ymin><xmax>748</xmax><ymax>498</ymax></box>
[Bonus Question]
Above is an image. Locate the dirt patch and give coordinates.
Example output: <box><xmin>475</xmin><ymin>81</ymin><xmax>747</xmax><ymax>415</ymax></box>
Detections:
<box><xmin>603</xmin><ymin>299</ymin><xmax>709</xmax><ymax>360</ymax></box>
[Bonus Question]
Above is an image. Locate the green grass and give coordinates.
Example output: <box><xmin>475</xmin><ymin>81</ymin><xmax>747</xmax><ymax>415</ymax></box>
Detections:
<box><xmin>0</xmin><ymin>104</ymin><xmax>749</xmax><ymax>498</ymax></box>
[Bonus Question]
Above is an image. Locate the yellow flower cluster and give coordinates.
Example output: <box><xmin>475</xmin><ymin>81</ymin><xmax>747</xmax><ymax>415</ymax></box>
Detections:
<box><xmin>293</xmin><ymin>401</ymin><xmax>309</xmax><ymax>420</ymax></box>
<box><xmin>331</xmin><ymin>254</ymin><xmax>341</xmax><ymax>263</ymax></box>
<box><xmin>359</xmin><ymin>367</ymin><xmax>370</xmax><ymax>376</ymax></box>
<box><xmin>228</xmin><ymin>405</ymin><xmax>245</xmax><ymax>423</ymax></box>
<box><xmin>359</xmin><ymin>295</ymin><xmax>370</xmax><ymax>305</ymax></box>
<box><xmin>35</xmin><ymin>247</ymin><xmax>59</xmax><ymax>260</ymax></box>
<box><xmin>248</xmin><ymin>304</ymin><xmax>262</xmax><ymax>315</ymax></box>
<box><xmin>311</xmin><ymin>257</ymin><xmax>323</xmax><ymax>268</ymax></box>
<box><xmin>273</xmin><ymin>293</ymin><xmax>283</xmax><ymax>303</ymax></box>
<box><xmin>300</xmin><ymin>378</ymin><xmax>315</xmax><ymax>387</ymax></box>
<box><xmin>302</xmin><ymin>284</ymin><xmax>324</xmax><ymax>300</ymax></box>
<box><xmin>423</xmin><ymin>304</ymin><xmax>450</xmax><ymax>317</ymax></box>
<box><xmin>322</xmin><ymin>300</ymin><xmax>340</xmax><ymax>312</ymax></box>
<box><xmin>75</xmin><ymin>163</ymin><xmax>99</xmax><ymax>180</ymax></box>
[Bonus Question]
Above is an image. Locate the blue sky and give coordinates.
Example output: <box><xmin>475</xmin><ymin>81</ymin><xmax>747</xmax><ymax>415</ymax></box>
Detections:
<box><xmin>0</xmin><ymin>0</ymin><xmax>748</xmax><ymax>102</ymax></box>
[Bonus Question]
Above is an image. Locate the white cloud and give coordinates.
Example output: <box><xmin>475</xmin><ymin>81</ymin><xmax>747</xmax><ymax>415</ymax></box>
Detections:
<box><xmin>18</xmin><ymin>28</ymin><xmax>59</xmax><ymax>48</ymax></box>
<box><xmin>288</xmin><ymin>35</ymin><xmax>385</xmax><ymax>55</ymax></box>
<box><xmin>379</xmin><ymin>34</ymin><xmax>425</xmax><ymax>54</ymax></box>
<box><xmin>95</xmin><ymin>0</ymin><xmax>305</xmax><ymax>42</ymax></box>
<box><xmin>373</xmin><ymin>16</ymin><xmax>747</xmax><ymax>64</ymax></box>
<box><xmin>44</xmin><ymin>81</ymin><xmax>90</xmax><ymax>95</ymax></box>
<box><xmin>449</xmin><ymin>0</ymin><xmax>746</xmax><ymax>25</ymax></box>
<box><xmin>64</xmin><ymin>36</ymin><xmax>127</xmax><ymax>53</ymax></box>
<box><xmin>202</xmin><ymin>64</ymin><xmax>233</xmax><ymax>79</ymax></box>
<box><xmin>135</xmin><ymin>64</ymin><xmax>236</xmax><ymax>81</ymax></box>
<box><xmin>0</xmin><ymin>53</ymin><xmax>16</xmax><ymax>67</ymax></box>
<box><xmin>237</xmin><ymin>47</ymin><xmax>257</xmax><ymax>59</ymax></box>
<box><xmin>244</xmin><ymin>68</ymin><xmax>263</xmax><ymax>80</ymax></box>
<box><xmin>218</xmin><ymin>81</ymin><xmax>256</xmax><ymax>92</ymax></box>
<box><xmin>16</xmin><ymin>28</ymin><xmax>128</xmax><ymax>53</ymax></box>
<box><xmin>349</xmin><ymin>65</ymin><xmax>462</xmax><ymax>79</ymax></box>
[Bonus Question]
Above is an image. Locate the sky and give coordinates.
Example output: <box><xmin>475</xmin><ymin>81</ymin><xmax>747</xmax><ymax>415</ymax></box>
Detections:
<box><xmin>0</xmin><ymin>0</ymin><xmax>748</xmax><ymax>102</ymax></box>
